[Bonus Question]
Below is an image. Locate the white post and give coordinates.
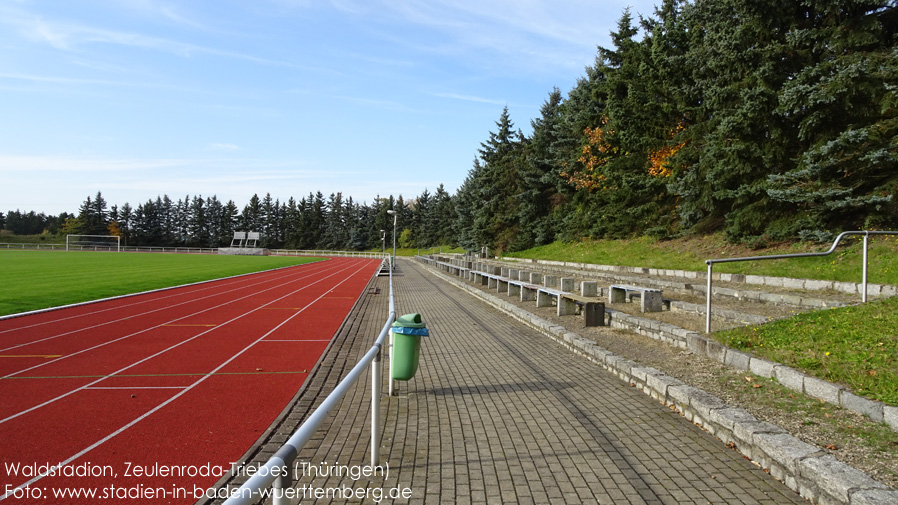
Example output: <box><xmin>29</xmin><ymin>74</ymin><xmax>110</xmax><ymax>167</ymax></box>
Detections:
<box><xmin>386</xmin><ymin>210</ymin><xmax>398</xmax><ymax>397</ymax></box>
<box><xmin>861</xmin><ymin>233</ymin><xmax>870</xmax><ymax>303</ymax></box>
<box><xmin>371</xmin><ymin>349</ymin><xmax>381</xmax><ymax>466</ymax></box>
<box><xmin>271</xmin><ymin>468</ymin><xmax>292</xmax><ymax>505</ymax></box>
<box><xmin>388</xmin><ymin>332</ymin><xmax>395</xmax><ymax>397</ymax></box>
<box><xmin>705</xmin><ymin>262</ymin><xmax>713</xmax><ymax>334</ymax></box>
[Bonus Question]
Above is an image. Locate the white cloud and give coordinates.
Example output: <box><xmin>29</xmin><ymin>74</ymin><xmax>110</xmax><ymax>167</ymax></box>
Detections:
<box><xmin>3</xmin><ymin>9</ymin><xmax>293</xmax><ymax>67</ymax></box>
<box><xmin>432</xmin><ymin>92</ymin><xmax>506</xmax><ymax>105</ymax></box>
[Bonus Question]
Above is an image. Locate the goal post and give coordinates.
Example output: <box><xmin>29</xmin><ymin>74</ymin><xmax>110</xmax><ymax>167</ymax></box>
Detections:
<box><xmin>66</xmin><ymin>234</ymin><xmax>121</xmax><ymax>252</ymax></box>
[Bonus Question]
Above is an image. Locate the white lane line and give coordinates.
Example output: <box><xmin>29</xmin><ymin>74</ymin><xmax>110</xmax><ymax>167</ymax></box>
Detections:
<box><xmin>0</xmin><ymin>261</ymin><xmax>349</xmax><ymax>376</ymax></box>
<box><xmin>0</xmin><ymin>264</ymin><xmax>294</xmax><ymax>334</ymax></box>
<box><xmin>85</xmin><ymin>386</ymin><xmax>187</xmax><ymax>390</ymax></box>
<box><xmin>262</xmin><ymin>339</ymin><xmax>334</xmax><ymax>342</ymax></box>
<box><xmin>0</xmin><ymin>259</ymin><xmax>367</xmax><ymax>423</ymax></box>
<box><xmin>0</xmin><ymin>260</ymin><xmax>336</xmax><ymax>347</ymax></box>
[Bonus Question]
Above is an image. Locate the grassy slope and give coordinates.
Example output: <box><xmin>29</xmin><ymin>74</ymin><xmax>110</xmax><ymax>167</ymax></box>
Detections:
<box><xmin>503</xmin><ymin>235</ymin><xmax>898</xmax><ymax>406</ymax></box>
<box><xmin>717</xmin><ymin>298</ymin><xmax>898</xmax><ymax>404</ymax></box>
<box><xmin>504</xmin><ymin>234</ymin><xmax>898</xmax><ymax>285</ymax></box>
<box><xmin>0</xmin><ymin>250</ymin><xmax>321</xmax><ymax>316</ymax></box>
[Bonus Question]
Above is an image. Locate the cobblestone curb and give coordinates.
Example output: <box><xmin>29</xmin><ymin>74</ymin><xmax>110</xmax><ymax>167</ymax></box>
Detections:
<box><xmin>420</xmin><ymin>260</ymin><xmax>898</xmax><ymax>505</ymax></box>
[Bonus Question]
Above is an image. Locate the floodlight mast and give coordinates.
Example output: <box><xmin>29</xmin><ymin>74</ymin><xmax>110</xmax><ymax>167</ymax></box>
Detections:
<box><xmin>386</xmin><ymin>210</ymin><xmax>397</xmax><ymax>262</ymax></box>
<box><xmin>385</xmin><ymin>209</ymin><xmax>398</xmax><ymax>397</ymax></box>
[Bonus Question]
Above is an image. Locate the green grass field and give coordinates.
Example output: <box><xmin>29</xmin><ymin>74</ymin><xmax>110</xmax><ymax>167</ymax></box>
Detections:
<box><xmin>503</xmin><ymin>235</ymin><xmax>898</xmax><ymax>407</ymax></box>
<box><xmin>0</xmin><ymin>250</ymin><xmax>322</xmax><ymax>316</ymax></box>
<box><xmin>717</xmin><ymin>297</ymin><xmax>898</xmax><ymax>405</ymax></box>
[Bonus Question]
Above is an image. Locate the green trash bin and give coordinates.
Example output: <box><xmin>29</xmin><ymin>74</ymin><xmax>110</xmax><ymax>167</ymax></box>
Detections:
<box><xmin>391</xmin><ymin>313</ymin><xmax>429</xmax><ymax>381</ymax></box>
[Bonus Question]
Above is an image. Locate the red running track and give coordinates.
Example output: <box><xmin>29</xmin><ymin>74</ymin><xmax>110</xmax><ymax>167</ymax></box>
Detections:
<box><xmin>0</xmin><ymin>257</ymin><xmax>381</xmax><ymax>504</ymax></box>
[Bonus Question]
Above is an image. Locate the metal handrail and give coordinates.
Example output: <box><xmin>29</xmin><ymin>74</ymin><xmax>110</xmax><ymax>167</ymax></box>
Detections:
<box><xmin>220</xmin><ymin>259</ymin><xmax>395</xmax><ymax>505</ymax></box>
<box><xmin>705</xmin><ymin>230</ymin><xmax>898</xmax><ymax>333</ymax></box>
<box><xmin>0</xmin><ymin>243</ymin><xmax>390</xmax><ymax>258</ymax></box>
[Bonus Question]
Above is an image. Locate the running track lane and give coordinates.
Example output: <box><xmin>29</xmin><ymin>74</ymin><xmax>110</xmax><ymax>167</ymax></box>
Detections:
<box><xmin>0</xmin><ymin>257</ymin><xmax>382</xmax><ymax>504</ymax></box>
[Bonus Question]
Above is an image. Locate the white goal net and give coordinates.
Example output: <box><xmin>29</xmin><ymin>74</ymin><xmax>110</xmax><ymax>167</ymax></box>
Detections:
<box><xmin>65</xmin><ymin>234</ymin><xmax>121</xmax><ymax>252</ymax></box>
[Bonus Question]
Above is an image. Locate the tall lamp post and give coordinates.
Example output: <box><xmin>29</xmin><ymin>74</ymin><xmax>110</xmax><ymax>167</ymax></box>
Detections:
<box><xmin>385</xmin><ymin>210</ymin><xmax>398</xmax><ymax>396</ymax></box>
<box><xmin>386</xmin><ymin>210</ymin><xmax>397</xmax><ymax>264</ymax></box>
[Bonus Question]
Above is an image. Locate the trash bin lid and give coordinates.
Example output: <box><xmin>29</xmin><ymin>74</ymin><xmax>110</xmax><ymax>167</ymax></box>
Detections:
<box><xmin>392</xmin><ymin>326</ymin><xmax>430</xmax><ymax>336</ymax></box>
<box><xmin>393</xmin><ymin>313</ymin><xmax>426</xmax><ymax>328</ymax></box>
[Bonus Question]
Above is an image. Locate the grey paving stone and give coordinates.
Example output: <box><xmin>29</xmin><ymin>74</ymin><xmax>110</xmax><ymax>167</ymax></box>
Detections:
<box><xmin>774</xmin><ymin>365</ymin><xmax>807</xmax><ymax>392</ymax></box>
<box><xmin>851</xmin><ymin>488</ymin><xmax>898</xmax><ymax>505</ymax></box>
<box><xmin>724</xmin><ymin>348</ymin><xmax>751</xmax><ymax>370</ymax></box>
<box><xmin>748</xmin><ymin>357</ymin><xmax>778</xmax><ymax>379</ymax></box>
<box><xmin>804</xmin><ymin>375</ymin><xmax>845</xmax><ymax>404</ymax></box>
<box><xmin>229</xmin><ymin>259</ymin><xmax>822</xmax><ymax>505</ymax></box>
<box><xmin>798</xmin><ymin>455</ymin><xmax>888</xmax><ymax>504</ymax></box>
<box><xmin>885</xmin><ymin>406</ymin><xmax>898</xmax><ymax>431</ymax></box>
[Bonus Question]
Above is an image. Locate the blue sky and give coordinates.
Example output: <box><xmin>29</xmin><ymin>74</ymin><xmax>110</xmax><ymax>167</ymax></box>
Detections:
<box><xmin>1</xmin><ymin>0</ymin><xmax>660</xmax><ymax>215</ymax></box>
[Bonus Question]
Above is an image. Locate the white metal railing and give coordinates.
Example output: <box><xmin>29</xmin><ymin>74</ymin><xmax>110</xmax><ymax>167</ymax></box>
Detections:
<box><xmin>269</xmin><ymin>249</ymin><xmax>389</xmax><ymax>259</ymax></box>
<box><xmin>0</xmin><ymin>243</ymin><xmax>219</xmax><ymax>253</ymax></box>
<box><xmin>0</xmin><ymin>244</ymin><xmax>391</xmax><ymax>258</ymax></box>
<box><xmin>705</xmin><ymin>230</ymin><xmax>898</xmax><ymax>333</ymax></box>
<box><xmin>219</xmin><ymin>259</ymin><xmax>395</xmax><ymax>505</ymax></box>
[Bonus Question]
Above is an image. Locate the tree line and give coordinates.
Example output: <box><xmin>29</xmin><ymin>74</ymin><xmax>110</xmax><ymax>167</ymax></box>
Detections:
<box><xmin>30</xmin><ymin>189</ymin><xmax>455</xmax><ymax>251</ymax></box>
<box><xmin>4</xmin><ymin>0</ymin><xmax>897</xmax><ymax>252</ymax></box>
<box><xmin>454</xmin><ymin>0</ymin><xmax>898</xmax><ymax>252</ymax></box>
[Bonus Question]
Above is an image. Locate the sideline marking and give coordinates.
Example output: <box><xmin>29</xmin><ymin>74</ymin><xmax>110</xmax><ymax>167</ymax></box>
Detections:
<box><xmin>86</xmin><ymin>386</ymin><xmax>187</xmax><ymax>390</ymax></box>
<box><xmin>162</xmin><ymin>324</ymin><xmax>217</xmax><ymax>327</ymax></box>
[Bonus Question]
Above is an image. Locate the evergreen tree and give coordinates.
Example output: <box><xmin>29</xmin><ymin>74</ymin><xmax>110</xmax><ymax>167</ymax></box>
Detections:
<box><xmin>519</xmin><ymin>88</ymin><xmax>565</xmax><ymax>248</ymax></box>
<box><xmin>283</xmin><ymin>197</ymin><xmax>301</xmax><ymax>249</ymax></box>
<box><xmin>242</xmin><ymin>194</ymin><xmax>263</xmax><ymax>234</ymax></box>
<box><xmin>188</xmin><ymin>195</ymin><xmax>208</xmax><ymax>247</ymax></box>
<box><xmin>474</xmin><ymin>107</ymin><xmax>526</xmax><ymax>252</ymax></box>
<box><xmin>119</xmin><ymin>203</ymin><xmax>133</xmax><ymax>245</ymax></box>
<box><xmin>768</xmin><ymin>0</ymin><xmax>898</xmax><ymax>238</ymax></box>
<box><xmin>412</xmin><ymin>188</ymin><xmax>432</xmax><ymax>247</ymax></box>
<box><xmin>76</xmin><ymin>192</ymin><xmax>109</xmax><ymax>235</ymax></box>
<box><xmin>223</xmin><ymin>200</ymin><xmax>239</xmax><ymax>244</ymax></box>
<box><xmin>431</xmin><ymin>184</ymin><xmax>455</xmax><ymax>246</ymax></box>
<box><xmin>672</xmin><ymin>0</ymin><xmax>805</xmax><ymax>240</ymax></box>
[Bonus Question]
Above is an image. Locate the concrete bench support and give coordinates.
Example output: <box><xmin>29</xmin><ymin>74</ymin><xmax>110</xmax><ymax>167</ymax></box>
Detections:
<box><xmin>561</xmin><ymin>278</ymin><xmax>575</xmax><ymax>292</ymax></box>
<box><xmin>536</xmin><ymin>289</ymin><xmax>554</xmax><ymax>308</ymax></box>
<box><xmin>582</xmin><ymin>281</ymin><xmax>598</xmax><ymax>297</ymax></box>
<box><xmin>521</xmin><ymin>285</ymin><xmax>537</xmax><ymax>301</ymax></box>
<box><xmin>609</xmin><ymin>284</ymin><xmax>663</xmax><ymax>313</ymax></box>
<box><xmin>558</xmin><ymin>295</ymin><xmax>578</xmax><ymax>316</ymax></box>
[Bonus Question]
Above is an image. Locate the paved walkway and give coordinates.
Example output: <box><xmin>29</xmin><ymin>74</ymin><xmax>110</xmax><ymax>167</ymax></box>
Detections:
<box><xmin>233</xmin><ymin>258</ymin><xmax>808</xmax><ymax>504</ymax></box>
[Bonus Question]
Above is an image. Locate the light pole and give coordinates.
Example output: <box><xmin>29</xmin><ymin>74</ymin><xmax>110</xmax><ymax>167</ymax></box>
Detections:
<box><xmin>386</xmin><ymin>210</ymin><xmax>397</xmax><ymax>264</ymax></box>
<box><xmin>385</xmin><ymin>209</ymin><xmax>398</xmax><ymax>396</ymax></box>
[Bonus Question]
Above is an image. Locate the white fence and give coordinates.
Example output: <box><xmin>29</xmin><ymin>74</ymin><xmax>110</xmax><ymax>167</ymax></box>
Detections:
<box><xmin>0</xmin><ymin>243</ymin><xmax>389</xmax><ymax>258</ymax></box>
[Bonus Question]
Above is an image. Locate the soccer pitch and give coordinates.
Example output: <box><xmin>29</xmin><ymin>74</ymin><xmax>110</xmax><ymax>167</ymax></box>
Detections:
<box><xmin>0</xmin><ymin>250</ymin><xmax>323</xmax><ymax>317</ymax></box>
